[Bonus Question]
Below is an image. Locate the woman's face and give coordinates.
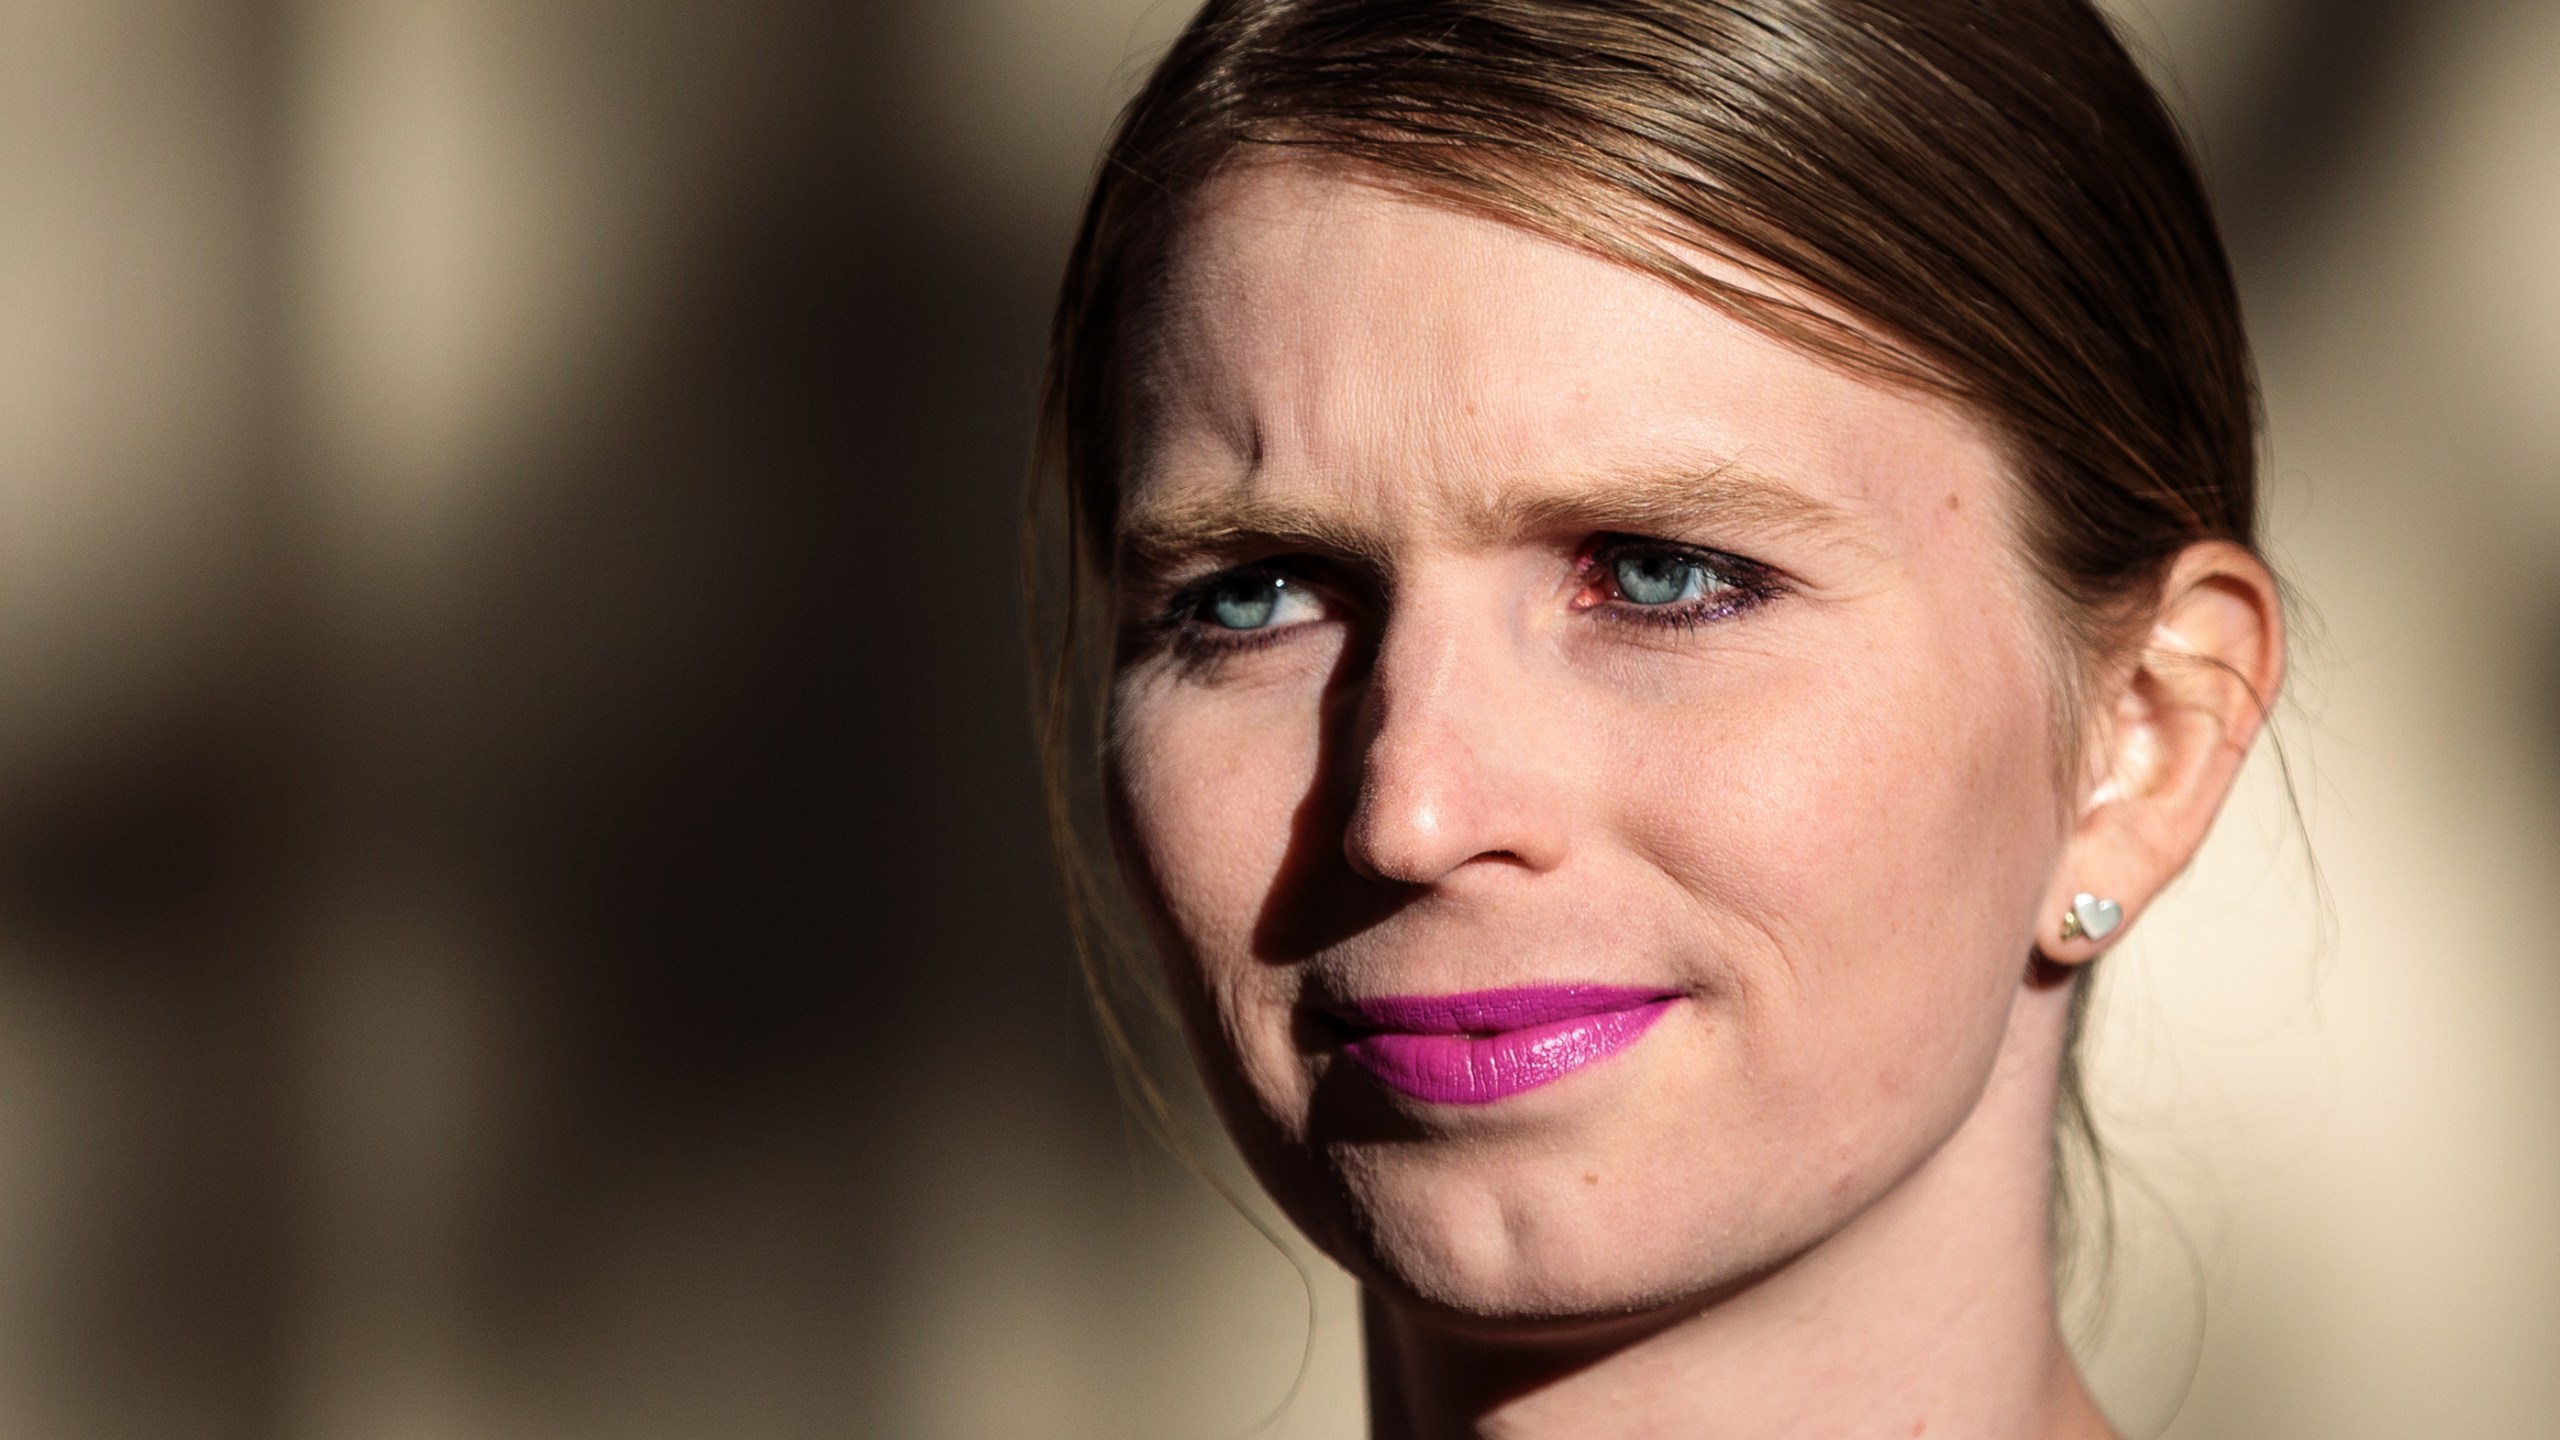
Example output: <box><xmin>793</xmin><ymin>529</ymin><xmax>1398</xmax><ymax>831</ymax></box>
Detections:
<box><xmin>1107</xmin><ymin>162</ymin><xmax>2076</xmax><ymax>1322</ymax></box>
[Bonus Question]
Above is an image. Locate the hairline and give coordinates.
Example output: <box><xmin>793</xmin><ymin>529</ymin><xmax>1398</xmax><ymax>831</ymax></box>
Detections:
<box><xmin>1113</xmin><ymin>143</ymin><xmax>2110</xmax><ymax>776</ymax></box>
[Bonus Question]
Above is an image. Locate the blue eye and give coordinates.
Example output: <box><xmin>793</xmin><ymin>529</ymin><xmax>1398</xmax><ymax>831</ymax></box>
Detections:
<box><xmin>1191</xmin><ymin>570</ymin><xmax>1319</xmax><ymax>633</ymax></box>
<box><xmin>1206</xmin><ymin>573</ymin><xmax>1282</xmax><ymax>628</ymax></box>
<box><xmin>1612</xmin><ymin>549</ymin><xmax>1728</xmax><ymax>606</ymax></box>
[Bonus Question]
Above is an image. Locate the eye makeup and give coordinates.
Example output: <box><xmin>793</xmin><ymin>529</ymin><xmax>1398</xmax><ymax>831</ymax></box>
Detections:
<box><xmin>1132</xmin><ymin>532</ymin><xmax>1787</xmax><ymax>662</ymax></box>
<box><xmin>1571</xmin><ymin>535</ymin><xmax>1784</xmax><ymax>630</ymax></box>
<box><xmin>1136</xmin><ymin>560</ymin><xmax>1341</xmax><ymax>663</ymax></box>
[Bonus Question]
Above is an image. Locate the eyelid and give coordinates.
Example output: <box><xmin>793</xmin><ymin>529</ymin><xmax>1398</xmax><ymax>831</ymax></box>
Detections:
<box><xmin>1163</xmin><ymin>556</ymin><xmax>1313</xmax><ymax>604</ymax></box>
<box><xmin>1580</xmin><ymin>533</ymin><xmax>1775</xmax><ymax>582</ymax></box>
<box><xmin>1132</xmin><ymin>537</ymin><xmax>1783</xmax><ymax>657</ymax></box>
<box><xmin>1150</xmin><ymin>557</ymin><xmax>1341</xmax><ymax>654</ymax></box>
<box><xmin>1576</xmin><ymin>534</ymin><xmax>1786</xmax><ymax>626</ymax></box>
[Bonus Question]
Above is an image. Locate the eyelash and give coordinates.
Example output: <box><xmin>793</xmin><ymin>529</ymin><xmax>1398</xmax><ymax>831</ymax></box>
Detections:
<box><xmin>1152</xmin><ymin>565</ymin><xmax>1314</xmax><ymax>661</ymax></box>
<box><xmin>1573</xmin><ymin>536</ymin><xmax>1783</xmax><ymax>630</ymax></box>
<box><xmin>1147</xmin><ymin>536</ymin><xmax>1785</xmax><ymax>656</ymax></box>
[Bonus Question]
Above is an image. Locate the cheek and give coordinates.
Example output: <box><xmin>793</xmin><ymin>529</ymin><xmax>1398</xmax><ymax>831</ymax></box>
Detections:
<box><xmin>1109</xmin><ymin>666</ymin><xmax>1323</xmax><ymax>957</ymax></box>
<box><xmin>1618</xmin><ymin>602</ymin><xmax>2062</xmax><ymax>1141</ymax></box>
<box><xmin>1106</xmin><ymin>658</ymin><xmax>1342</xmax><ymax>1146</ymax></box>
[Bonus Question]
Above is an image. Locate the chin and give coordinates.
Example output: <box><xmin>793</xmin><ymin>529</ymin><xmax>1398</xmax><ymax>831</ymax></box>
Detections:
<box><xmin>1299</xmin><ymin>1134</ymin><xmax>1794</xmax><ymax>1329</ymax></box>
<box><xmin>1208</xmin><ymin>1028</ymin><xmax>1875</xmax><ymax>1333</ymax></box>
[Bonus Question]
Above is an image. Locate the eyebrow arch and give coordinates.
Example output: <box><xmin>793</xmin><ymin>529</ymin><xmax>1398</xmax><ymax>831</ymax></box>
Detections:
<box><xmin>1116</xmin><ymin>460</ymin><xmax>1857</xmax><ymax>573</ymax></box>
<box><xmin>1490</xmin><ymin>461</ymin><xmax>1853</xmax><ymax>546</ymax></box>
<box><xmin>1116</xmin><ymin>491</ymin><xmax>1395</xmax><ymax>573</ymax></box>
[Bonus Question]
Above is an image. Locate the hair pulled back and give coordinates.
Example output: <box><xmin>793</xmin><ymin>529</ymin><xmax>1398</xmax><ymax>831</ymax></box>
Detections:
<box><xmin>1031</xmin><ymin>0</ymin><xmax>2264</xmax><ymax>1236</ymax></box>
<box><xmin>1044</xmin><ymin>0</ymin><xmax>2258</xmax><ymax>638</ymax></box>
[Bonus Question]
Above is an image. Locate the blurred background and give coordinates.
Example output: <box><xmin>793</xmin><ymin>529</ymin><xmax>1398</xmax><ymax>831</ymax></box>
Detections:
<box><xmin>0</xmin><ymin>0</ymin><xmax>2552</xmax><ymax>1435</ymax></box>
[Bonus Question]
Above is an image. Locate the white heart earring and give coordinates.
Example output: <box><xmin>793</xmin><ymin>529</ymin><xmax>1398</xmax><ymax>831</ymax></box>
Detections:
<box><xmin>2059</xmin><ymin>892</ymin><xmax>2123</xmax><ymax>943</ymax></box>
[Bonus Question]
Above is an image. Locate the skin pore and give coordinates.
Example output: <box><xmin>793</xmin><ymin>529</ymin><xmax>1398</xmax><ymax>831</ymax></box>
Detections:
<box><xmin>1104</xmin><ymin>161</ymin><xmax>2282</xmax><ymax>1440</ymax></box>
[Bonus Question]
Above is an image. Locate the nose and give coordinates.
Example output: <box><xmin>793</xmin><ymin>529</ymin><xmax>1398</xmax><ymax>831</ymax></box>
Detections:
<box><xmin>1340</xmin><ymin>603</ymin><xmax>1565</xmax><ymax>886</ymax></box>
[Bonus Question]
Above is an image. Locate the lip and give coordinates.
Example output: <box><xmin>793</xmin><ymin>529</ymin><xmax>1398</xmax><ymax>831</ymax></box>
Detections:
<box><xmin>1331</xmin><ymin>984</ymin><xmax>1679</xmax><ymax>1106</ymax></box>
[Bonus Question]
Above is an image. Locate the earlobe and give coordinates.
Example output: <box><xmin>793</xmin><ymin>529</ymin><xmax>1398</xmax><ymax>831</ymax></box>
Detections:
<box><xmin>2041</xmin><ymin>541</ymin><xmax>2286</xmax><ymax>962</ymax></box>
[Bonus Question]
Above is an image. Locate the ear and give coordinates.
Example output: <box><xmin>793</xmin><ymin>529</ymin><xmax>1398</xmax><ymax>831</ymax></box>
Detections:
<box><xmin>2039</xmin><ymin>541</ymin><xmax>2286</xmax><ymax>963</ymax></box>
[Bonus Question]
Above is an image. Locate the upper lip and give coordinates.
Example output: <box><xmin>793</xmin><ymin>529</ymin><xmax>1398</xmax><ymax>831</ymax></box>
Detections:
<box><xmin>1321</xmin><ymin>984</ymin><xmax>1682</xmax><ymax>1035</ymax></box>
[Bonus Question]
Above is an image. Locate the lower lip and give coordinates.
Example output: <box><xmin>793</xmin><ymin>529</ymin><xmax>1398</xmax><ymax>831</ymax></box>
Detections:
<box><xmin>1336</xmin><ymin>985</ymin><xmax>1678</xmax><ymax>1106</ymax></box>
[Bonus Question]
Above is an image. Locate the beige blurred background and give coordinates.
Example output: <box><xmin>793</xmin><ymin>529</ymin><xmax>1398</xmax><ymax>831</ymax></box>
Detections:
<box><xmin>0</xmin><ymin>0</ymin><xmax>2551</xmax><ymax>1435</ymax></box>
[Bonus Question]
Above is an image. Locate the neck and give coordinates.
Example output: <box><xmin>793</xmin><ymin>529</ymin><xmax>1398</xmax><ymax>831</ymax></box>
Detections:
<box><xmin>1362</xmin><ymin>979</ymin><xmax>2116</xmax><ymax>1440</ymax></box>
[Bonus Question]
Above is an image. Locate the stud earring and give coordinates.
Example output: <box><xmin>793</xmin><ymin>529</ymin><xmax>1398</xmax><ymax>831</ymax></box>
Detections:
<box><xmin>2059</xmin><ymin>892</ymin><xmax>2123</xmax><ymax>943</ymax></box>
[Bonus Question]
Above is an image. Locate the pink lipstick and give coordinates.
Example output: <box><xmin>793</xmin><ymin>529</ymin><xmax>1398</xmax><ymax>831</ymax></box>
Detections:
<box><xmin>1334</xmin><ymin>985</ymin><xmax>1678</xmax><ymax>1106</ymax></box>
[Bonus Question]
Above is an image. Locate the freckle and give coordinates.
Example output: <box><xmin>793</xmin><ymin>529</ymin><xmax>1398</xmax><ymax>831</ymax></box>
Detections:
<box><xmin>1583</xmin><ymin>1173</ymin><xmax>1599</xmax><ymax>1186</ymax></box>
<box><xmin>1945</xmin><ymin>492</ymin><xmax>1960</xmax><ymax>511</ymax></box>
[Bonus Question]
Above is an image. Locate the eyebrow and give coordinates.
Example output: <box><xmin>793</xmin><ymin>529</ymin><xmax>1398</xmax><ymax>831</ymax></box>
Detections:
<box><xmin>1115</xmin><ymin>460</ymin><xmax>1858</xmax><ymax>571</ymax></box>
<box><xmin>1496</xmin><ymin>461</ymin><xmax>1851</xmax><ymax>543</ymax></box>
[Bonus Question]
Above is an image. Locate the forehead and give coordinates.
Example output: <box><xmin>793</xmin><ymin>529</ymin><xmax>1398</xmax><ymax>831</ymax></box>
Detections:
<box><xmin>1126</xmin><ymin>160</ymin><xmax>2010</xmax><ymax>557</ymax></box>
